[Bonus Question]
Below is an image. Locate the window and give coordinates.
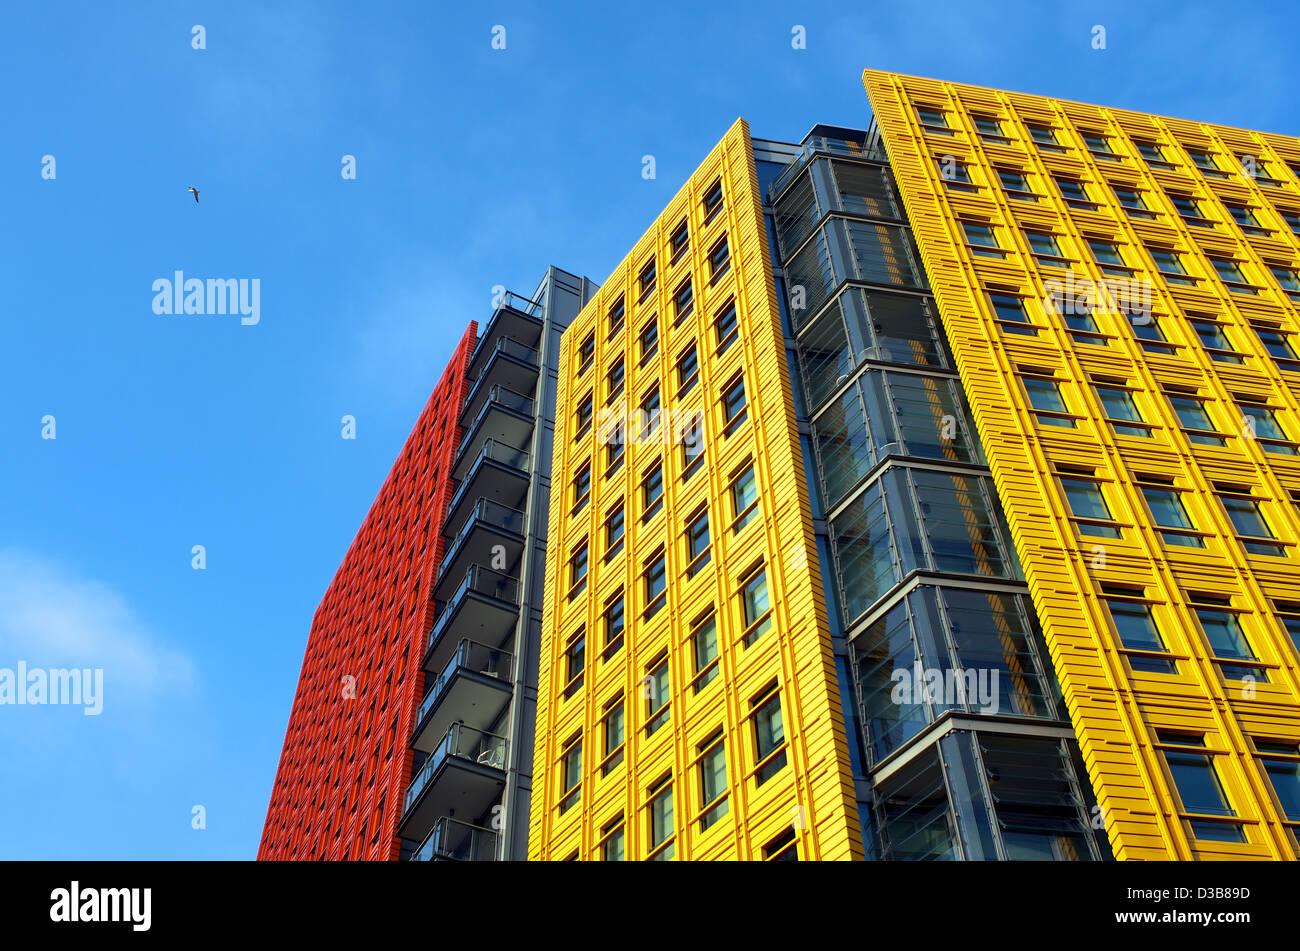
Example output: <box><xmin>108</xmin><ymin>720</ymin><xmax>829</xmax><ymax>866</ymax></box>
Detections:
<box><xmin>1094</xmin><ymin>382</ymin><xmax>1153</xmax><ymax>437</ymax></box>
<box><xmin>677</xmin><ymin>343</ymin><xmax>699</xmax><ymax>396</ymax></box>
<box><xmin>698</xmin><ymin>734</ymin><xmax>729</xmax><ymax>830</ymax></box>
<box><xmin>641</xmin><ymin>463</ymin><xmax>664</xmax><ymax>521</ymax></box>
<box><xmin>1104</xmin><ymin>593</ymin><xmax>1178</xmax><ymax>674</ymax></box>
<box><xmin>1237</xmin><ymin>396</ymin><xmax>1295</xmax><ymax>452</ymax></box>
<box><xmin>638</xmin><ymin>386</ymin><xmax>662</xmax><ymax>443</ymax></box>
<box><xmin>646</xmin><ymin>775</ymin><xmax>675</xmax><ymax>859</ymax></box>
<box><xmin>1134</xmin><ymin>139</ymin><xmax>1170</xmax><ymax>167</ymax></box>
<box><xmin>740</xmin><ymin>564</ymin><xmax>773</xmax><ymax>647</ymax></box>
<box><xmin>973</xmin><ymin>114</ymin><xmax>1004</xmax><ymax>139</ymax></box>
<box><xmin>1191</xmin><ymin>320</ymin><xmax>1243</xmax><ymax>363</ymax></box>
<box><xmin>575</xmin><ymin>391</ymin><xmax>594</xmax><ymax>440</ymax></box>
<box><xmin>685</xmin><ymin>507</ymin><xmax>711</xmax><ymax>577</ymax></box>
<box><xmin>1024</xmin><ymin>229</ymin><xmax>1066</xmax><ymax>265</ymax></box>
<box><xmin>681</xmin><ymin>412</ymin><xmax>705</xmax><ymax>480</ymax></box>
<box><xmin>708</xmin><ymin>236</ymin><xmax>731</xmax><ymax>282</ymax></box>
<box><xmin>997</xmin><ymin>167</ymin><xmax>1034</xmax><ymax>200</ymax></box>
<box><xmin>1080</xmin><ymin>131</ymin><xmax>1117</xmax><ymax>160</ymax></box>
<box><xmin>607</xmin><ymin>297</ymin><xmax>625</xmax><ymax>337</ymax></box>
<box><xmin>1022</xmin><ymin>375</ymin><xmax>1075</xmax><ymax>427</ymax></box>
<box><xmin>563</xmin><ymin>629</ymin><xmax>586</xmax><ymax>696</ymax></box>
<box><xmin>643</xmin><ymin>549</ymin><xmax>667</xmax><ymax>619</ymax></box>
<box><xmin>702</xmin><ymin>178</ymin><xmax>724</xmax><ymax>224</ymax></box>
<box><xmin>1148</xmin><ymin>247</ymin><xmax>1195</xmax><ymax>285</ymax></box>
<box><xmin>722</xmin><ymin>374</ymin><xmax>748</xmax><ymax>433</ymax></box>
<box><xmin>1280</xmin><ymin>209</ymin><xmax>1300</xmax><ymax>235</ymax></box>
<box><xmin>578</xmin><ymin>333</ymin><xmax>595</xmax><ymax>374</ymax></box>
<box><xmin>1167</xmin><ymin>390</ymin><xmax>1225</xmax><ymax>445</ymax></box>
<box><xmin>606</xmin><ymin>357</ymin><xmax>625</xmax><ymax>404</ymax></box>
<box><xmin>763</xmin><ymin>829</ymin><xmax>799</xmax><ymax>861</ymax></box>
<box><xmin>605</xmin><ymin>419</ymin><xmax>626</xmax><ymax>476</ymax></box>
<box><xmin>638</xmin><ymin>259</ymin><xmax>657</xmax><ymax>301</ymax></box>
<box><xmin>673</xmin><ymin>278</ymin><xmax>694</xmax><ymax>324</ymax></box>
<box><xmin>1088</xmin><ymin>239</ymin><xmax>1130</xmax><ymax>275</ymax></box>
<box><xmin>572</xmin><ymin>460</ymin><xmax>592</xmax><ymax>514</ymax></box>
<box><xmin>603</xmin><ymin>590</ymin><xmax>625</xmax><ymax>659</ymax></box>
<box><xmin>1190</xmin><ymin>596</ymin><xmax>1266</xmax><ymax>682</ymax></box>
<box><xmin>1156</xmin><ymin>732</ymin><xmax>1245</xmax><ymax>842</ymax></box>
<box><xmin>1055</xmin><ymin>177</ymin><xmax>1093</xmax><ymax>209</ymax></box>
<box><xmin>937</xmin><ymin>156</ymin><xmax>973</xmax><ymax>188</ymax></box>
<box><xmin>915</xmin><ymin>105</ymin><xmax>951</xmax><ymax>135</ymax></box>
<box><xmin>559</xmin><ymin>734</ymin><xmax>582</xmax><ymax>813</ymax></box>
<box><xmin>714</xmin><ymin>300</ymin><xmax>739</xmax><ymax>354</ymax></box>
<box><xmin>1168</xmin><ymin>194</ymin><xmax>1210</xmax><ymax>227</ymax></box>
<box><xmin>1139</xmin><ymin>480</ymin><xmax>1204</xmax><ymax>547</ymax></box>
<box><xmin>639</xmin><ymin>317</ymin><xmax>659</xmax><ymax>365</ymax></box>
<box><xmin>645</xmin><ymin>653</ymin><xmax>670</xmax><ymax>735</ymax></box>
<box><xmin>988</xmin><ymin>290</ymin><xmax>1034</xmax><ymax>335</ymax></box>
<box><xmin>1253</xmin><ymin>740</ymin><xmax>1300</xmax><ymax>827</ymax></box>
<box><xmin>1270</xmin><ymin>265</ymin><xmax>1300</xmax><ymax>299</ymax></box>
<box><xmin>1256</xmin><ymin>325</ymin><xmax>1300</xmax><ymax>371</ymax></box>
<box><xmin>1059</xmin><ymin>474</ymin><xmax>1122</xmax><ymax>538</ymax></box>
<box><xmin>1209</xmin><ymin>257</ymin><xmax>1253</xmax><ymax>291</ymax></box>
<box><xmin>1026</xmin><ymin>122</ymin><xmax>1060</xmax><ymax>150</ymax></box>
<box><xmin>1217</xmin><ymin>488</ymin><xmax>1285</xmax><ymax>556</ymax></box>
<box><xmin>601</xmin><ymin>696</ymin><xmax>625</xmax><ymax>774</ymax></box>
<box><xmin>730</xmin><ymin>463</ymin><xmax>759</xmax><ymax>532</ymax></box>
<box><xmin>599</xmin><ymin>816</ymin><xmax>625</xmax><ymax>860</ymax></box>
<box><xmin>962</xmin><ymin>221</ymin><xmax>1003</xmax><ymax>257</ymax></box>
<box><xmin>1184</xmin><ymin>146</ymin><xmax>1226</xmax><ymax>177</ymax></box>
<box><xmin>751</xmin><ymin>684</ymin><xmax>787</xmax><ymax>785</ymax></box>
<box><xmin>1225</xmin><ymin>203</ymin><xmax>1266</xmax><ymax>235</ymax></box>
<box><xmin>1132</xmin><ymin>314</ymin><xmax>1175</xmax><ymax>354</ymax></box>
<box><xmin>669</xmin><ymin>219</ymin><xmax>689</xmax><ymax>262</ymax></box>
<box><xmin>691</xmin><ymin>610</ymin><xmax>719</xmax><ymax>693</ymax></box>
<box><xmin>568</xmin><ymin>541</ymin><xmax>589</xmax><ymax>599</ymax></box>
<box><xmin>1112</xmin><ymin>184</ymin><xmax>1154</xmax><ymax>217</ymax></box>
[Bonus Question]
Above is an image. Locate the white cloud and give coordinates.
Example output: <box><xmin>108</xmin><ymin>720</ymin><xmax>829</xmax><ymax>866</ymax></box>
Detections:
<box><xmin>0</xmin><ymin>550</ymin><xmax>194</xmax><ymax>693</ymax></box>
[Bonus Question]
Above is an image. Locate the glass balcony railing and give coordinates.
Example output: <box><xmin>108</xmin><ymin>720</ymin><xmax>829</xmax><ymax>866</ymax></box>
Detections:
<box><xmin>426</xmin><ymin>564</ymin><xmax>519</xmax><ymax>655</ymax></box>
<box><xmin>462</xmin><ymin>339</ymin><xmax>540</xmax><ymax>415</ymax></box>
<box><xmin>454</xmin><ymin>385</ymin><xmax>535</xmax><ymax>472</ymax></box>
<box><xmin>769</xmin><ymin>134</ymin><xmax>881</xmax><ymax>202</ymax></box>
<box><xmin>445</xmin><ymin>440</ymin><xmax>530</xmax><ymax>521</ymax></box>
<box><xmin>404</xmin><ymin>724</ymin><xmax>509</xmax><ymax>814</ymax></box>
<box><xmin>411</xmin><ymin>817</ymin><xmax>499</xmax><ymax>861</ymax></box>
<box><xmin>438</xmin><ymin>498</ymin><xmax>527</xmax><ymax>577</ymax></box>
<box><xmin>415</xmin><ymin>638</ymin><xmax>513</xmax><ymax>728</ymax></box>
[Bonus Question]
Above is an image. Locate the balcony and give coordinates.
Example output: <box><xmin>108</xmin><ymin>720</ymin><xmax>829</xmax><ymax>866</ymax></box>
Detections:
<box><xmin>467</xmin><ymin>292</ymin><xmax>545</xmax><ymax>379</ymax></box>
<box><xmin>434</xmin><ymin>499</ymin><xmax>527</xmax><ymax>600</ymax></box>
<box><xmin>399</xmin><ymin>724</ymin><xmax>508</xmax><ymax>842</ymax></box>
<box><xmin>443</xmin><ymin>440</ymin><xmax>531</xmax><ymax>541</ymax></box>
<box><xmin>425</xmin><ymin>564</ymin><xmax>519</xmax><ymax>674</ymax></box>
<box><xmin>410</xmin><ymin>817</ymin><xmax>499</xmax><ymax>862</ymax></box>
<box><xmin>461</xmin><ymin>337</ymin><xmax>540</xmax><ymax>425</ymax></box>
<box><xmin>452</xmin><ymin>385</ymin><xmax>535</xmax><ymax>482</ymax></box>
<box><xmin>411</xmin><ymin>639</ymin><xmax>513</xmax><ymax>753</ymax></box>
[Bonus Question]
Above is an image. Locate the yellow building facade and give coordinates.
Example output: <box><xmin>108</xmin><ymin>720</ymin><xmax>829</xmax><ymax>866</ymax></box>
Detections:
<box><xmin>864</xmin><ymin>70</ymin><xmax>1300</xmax><ymax>859</ymax></box>
<box><xmin>527</xmin><ymin>119</ymin><xmax>862</xmax><ymax>861</ymax></box>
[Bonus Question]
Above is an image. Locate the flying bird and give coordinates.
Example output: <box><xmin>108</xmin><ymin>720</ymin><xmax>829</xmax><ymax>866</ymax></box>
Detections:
<box><xmin>188</xmin><ymin>186</ymin><xmax>200</xmax><ymax>204</ymax></box>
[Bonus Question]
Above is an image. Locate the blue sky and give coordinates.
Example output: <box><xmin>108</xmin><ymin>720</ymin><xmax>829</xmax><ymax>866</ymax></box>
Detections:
<box><xmin>1</xmin><ymin>0</ymin><xmax>1296</xmax><ymax>860</ymax></box>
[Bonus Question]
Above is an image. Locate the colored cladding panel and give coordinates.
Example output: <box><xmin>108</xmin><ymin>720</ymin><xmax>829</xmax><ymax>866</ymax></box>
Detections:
<box><xmin>259</xmin><ymin>323</ymin><xmax>478</xmax><ymax>861</ymax></box>
<box><xmin>864</xmin><ymin>69</ymin><xmax>1300</xmax><ymax>859</ymax></box>
<box><xmin>528</xmin><ymin>118</ymin><xmax>861</xmax><ymax>861</ymax></box>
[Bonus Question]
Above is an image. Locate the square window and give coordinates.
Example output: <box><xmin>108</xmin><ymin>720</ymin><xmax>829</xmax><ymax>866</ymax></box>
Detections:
<box><xmin>1104</xmin><ymin>597</ymin><xmax>1178</xmax><ymax>674</ymax></box>
<box><xmin>1060</xmin><ymin>476</ymin><xmax>1122</xmax><ymax>537</ymax></box>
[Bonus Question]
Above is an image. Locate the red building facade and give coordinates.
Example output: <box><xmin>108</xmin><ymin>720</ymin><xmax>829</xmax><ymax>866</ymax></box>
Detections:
<box><xmin>259</xmin><ymin>323</ymin><xmax>477</xmax><ymax>860</ymax></box>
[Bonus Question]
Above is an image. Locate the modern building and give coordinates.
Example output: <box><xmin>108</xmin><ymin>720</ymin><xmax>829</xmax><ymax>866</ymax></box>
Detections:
<box><xmin>527</xmin><ymin>75</ymin><xmax>1300</xmax><ymax>861</ymax></box>
<box><xmin>863</xmin><ymin>70</ymin><xmax>1300</xmax><ymax>860</ymax></box>
<box><xmin>260</xmin><ymin>324</ymin><xmax>478</xmax><ymax>861</ymax></box>
<box><xmin>265</xmin><ymin>70</ymin><xmax>1300</xmax><ymax>862</ymax></box>
<box><xmin>396</xmin><ymin>267</ymin><xmax>597</xmax><ymax>861</ymax></box>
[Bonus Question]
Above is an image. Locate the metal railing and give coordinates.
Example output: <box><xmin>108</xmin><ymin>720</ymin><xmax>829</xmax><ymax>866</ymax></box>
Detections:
<box><xmin>445</xmin><ymin>440</ymin><xmax>531</xmax><ymax>521</ymax></box>
<box><xmin>411</xmin><ymin>817</ymin><xmax>499</xmax><ymax>861</ymax></box>
<box><xmin>404</xmin><ymin>724</ymin><xmax>509</xmax><ymax>814</ymax></box>
<box><xmin>769</xmin><ymin>134</ymin><xmax>882</xmax><ymax>202</ymax></box>
<box><xmin>415</xmin><ymin>638</ymin><xmax>513</xmax><ymax>728</ymax></box>
<box><xmin>453</xmin><ymin>385</ymin><xmax>535</xmax><ymax>471</ymax></box>
<box><xmin>426</xmin><ymin>564</ymin><xmax>519</xmax><ymax>655</ymax></box>
<box><xmin>438</xmin><ymin>498</ymin><xmax>527</xmax><ymax>578</ymax></box>
<box><xmin>462</xmin><ymin>338</ymin><xmax>540</xmax><ymax>414</ymax></box>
